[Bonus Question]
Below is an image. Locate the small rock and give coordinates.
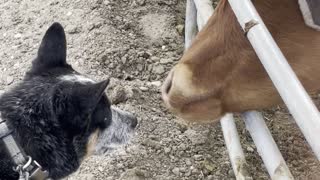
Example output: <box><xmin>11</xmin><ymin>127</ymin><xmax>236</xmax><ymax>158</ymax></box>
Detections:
<box><xmin>246</xmin><ymin>146</ymin><xmax>254</xmax><ymax>152</ymax></box>
<box><xmin>202</xmin><ymin>160</ymin><xmax>216</xmax><ymax>172</ymax></box>
<box><xmin>110</xmin><ymin>86</ymin><xmax>129</xmax><ymax>104</ymax></box>
<box><xmin>194</xmin><ymin>154</ymin><xmax>203</xmax><ymax>161</ymax></box>
<box><xmin>185</xmin><ymin>170</ymin><xmax>191</xmax><ymax>177</ymax></box>
<box><xmin>68</xmin><ymin>26</ymin><xmax>81</xmax><ymax>34</ymax></box>
<box><xmin>119</xmin><ymin>169</ymin><xmax>145</xmax><ymax>180</ymax></box>
<box><xmin>190</xmin><ymin>166</ymin><xmax>198</xmax><ymax>175</ymax></box>
<box><xmin>121</xmin><ymin>56</ymin><xmax>128</xmax><ymax>64</ymax></box>
<box><xmin>151</xmin><ymin>56</ymin><xmax>160</xmax><ymax>61</ymax></box>
<box><xmin>149</xmin><ymin>81</ymin><xmax>162</xmax><ymax>87</ymax></box>
<box><xmin>98</xmin><ymin>166</ymin><xmax>103</xmax><ymax>172</ymax></box>
<box><xmin>139</xmin><ymin>86</ymin><xmax>149</xmax><ymax>91</ymax></box>
<box><xmin>14</xmin><ymin>33</ymin><xmax>22</xmax><ymax>38</ymax></box>
<box><xmin>178</xmin><ymin>143</ymin><xmax>187</xmax><ymax>151</ymax></box>
<box><xmin>185</xmin><ymin>159</ymin><xmax>192</xmax><ymax>166</ymax></box>
<box><xmin>141</xmin><ymin>139</ymin><xmax>160</xmax><ymax>149</ymax></box>
<box><xmin>172</xmin><ymin>167</ymin><xmax>180</xmax><ymax>176</ymax></box>
<box><xmin>184</xmin><ymin>129</ymin><xmax>206</xmax><ymax>145</ymax></box>
<box><xmin>136</xmin><ymin>0</ymin><xmax>146</xmax><ymax>6</ymax></box>
<box><xmin>176</xmin><ymin>24</ymin><xmax>184</xmax><ymax>35</ymax></box>
<box><xmin>138</xmin><ymin>51</ymin><xmax>150</xmax><ymax>59</ymax></box>
<box><xmin>164</xmin><ymin>147</ymin><xmax>171</xmax><ymax>154</ymax></box>
<box><xmin>179</xmin><ymin>167</ymin><xmax>187</xmax><ymax>173</ymax></box>
<box><xmin>153</xmin><ymin>65</ymin><xmax>165</xmax><ymax>75</ymax></box>
<box><xmin>160</xmin><ymin>58</ymin><xmax>174</xmax><ymax>64</ymax></box>
<box><xmin>137</xmin><ymin>64</ymin><xmax>144</xmax><ymax>71</ymax></box>
<box><xmin>6</xmin><ymin>76</ymin><xmax>14</xmax><ymax>85</ymax></box>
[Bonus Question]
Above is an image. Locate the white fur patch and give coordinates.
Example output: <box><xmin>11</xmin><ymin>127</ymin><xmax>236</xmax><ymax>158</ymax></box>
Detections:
<box><xmin>298</xmin><ymin>0</ymin><xmax>320</xmax><ymax>31</ymax></box>
<box><xmin>59</xmin><ymin>74</ymin><xmax>95</xmax><ymax>84</ymax></box>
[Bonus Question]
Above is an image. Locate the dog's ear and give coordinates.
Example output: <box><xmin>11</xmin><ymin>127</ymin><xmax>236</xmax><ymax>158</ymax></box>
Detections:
<box><xmin>53</xmin><ymin>79</ymin><xmax>110</xmax><ymax>135</ymax></box>
<box><xmin>32</xmin><ymin>22</ymin><xmax>68</xmax><ymax>72</ymax></box>
<box><xmin>73</xmin><ymin>79</ymin><xmax>110</xmax><ymax>113</ymax></box>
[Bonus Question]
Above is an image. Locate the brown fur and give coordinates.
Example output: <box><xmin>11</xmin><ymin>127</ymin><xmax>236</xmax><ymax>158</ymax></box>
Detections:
<box><xmin>162</xmin><ymin>0</ymin><xmax>320</xmax><ymax>123</ymax></box>
<box><xmin>85</xmin><ymin>130</ymin><xmax>100</xmax><ymax>159</ymax></box>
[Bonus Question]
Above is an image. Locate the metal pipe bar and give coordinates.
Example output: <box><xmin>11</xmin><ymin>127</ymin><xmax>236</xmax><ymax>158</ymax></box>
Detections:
<box><xmin>185</xmin><ymin>0</ymin><xmax>198</xmax><ymax>49</ymax></box>
<box><xmin>243</xmin><ymin>111</ymin><xmax>294</xmax><ymax>180</ymax></box>
<box><xmin>221</xmin><ymin>114</ymin><xmax>252</xmax><ymax>180</ymax></box>
<box><xmin>228</xmin><ymin>0</ymin><xmax>320</xmax><ymax>160</ymax></box>
<box><xmin>193</xmin><ymin>0</ymin><xmax>214</xmax><ymax>29</ymax></box>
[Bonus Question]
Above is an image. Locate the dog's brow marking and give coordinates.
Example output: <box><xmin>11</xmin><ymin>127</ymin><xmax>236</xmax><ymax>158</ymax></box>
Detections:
<box><xmin>59</xmin><ymin>74</ymin><xmax>95</xmax><ymax>83</ymax></box>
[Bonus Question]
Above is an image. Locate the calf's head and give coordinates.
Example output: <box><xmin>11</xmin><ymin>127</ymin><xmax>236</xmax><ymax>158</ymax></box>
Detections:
<box><xmin>162</xmin><ymin>0</ymin><xmax>320</xmax><ymax>123</ymax></box>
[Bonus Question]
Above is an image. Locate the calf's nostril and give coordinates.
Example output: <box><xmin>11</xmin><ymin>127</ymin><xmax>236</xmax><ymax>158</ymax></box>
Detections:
<box><xmin>162</xmin><ymin>70</ymin><xmax>174</xmax><ymax>95</ymax></box>
<box><xmin>165</xmin><ymin>79</ymin><xmax>172</xmax><ymax>94</ymax></box>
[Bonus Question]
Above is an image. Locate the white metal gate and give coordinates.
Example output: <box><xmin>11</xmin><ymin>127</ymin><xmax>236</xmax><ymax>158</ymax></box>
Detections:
<box><xmin>184</xmin><ymin>0</ymin><xmax>320</xmax><ymax>179</ymax></box>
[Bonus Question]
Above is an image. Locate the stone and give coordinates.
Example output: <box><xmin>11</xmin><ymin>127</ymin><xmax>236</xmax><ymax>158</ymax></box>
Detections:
<box><xmin>246</xmin><ymin>146</ymin><xmax>254</xmax><ymax>152</ymax></box>
<box><xmin>110</xmin><ymin>86</ymin><xmax>130</xmax><ymax>104</ymax></box>
<box><xmin>139</xmin><ymin>86</ymin><xmax>149</xmax><ymax>91</ymax></box>
<box><xmin>141</xmin><ymin>139</ymin><xmax>160</xmax><ymax>149</ymax></box>
<box><xmin>185</xmin><ymin>159</ymin><xmax>192</xmax><ymax>166</ymax></box>
<box><xmin>164</xmin><ymin>147</ymin><xmax>171</xmax><ymax>154</ymax></box>
<box><xmin>194</xmin><ymin>155</ymin><xmax>203</xmax><ymax>161</ymax></box>
<box><xmin>176</xmin><ymin>24</ymin><xmax>184</xmax><ymax>35</ymax></box>
<box><xmin>151</xmin><ymin>56</ymin><xmax>160</xmax><ymax>61</ymax></box>
<box><xmin>153</xmin><ymin>65</ymin><xmax>165</xmax><ymax>74</ymax></box>
<box><xmin>172</xmin><ymin>167</ymin><xmax>180</xmax><ymax>176</ymax></box>
<box><xmin>6</xmin><ymin>76</ymin><xmax>14</xmax><ymax>85</ymax></box>
<box><xmin>184</xmin><ymin>129</ymin><xmax>206</xmax><ymax>145</ymax></box>
<box><xmin>148</xmin><ymin>81</ymin><xmax>162</xmax><ymax>87</ymax></box>
<box><xmin>136</xmin><ymin>0</ymin><xmax>146</xmax><ymax>6</ymax></box>
<box><xmin>67</xmin><ymin>26</ymin><xmax>82</xmax><ymax>34</ymax></box>
<box><xmin>119</xmin><ymin>169</ymin><xmax>145</xmax><ymax>180</ymax></box>
<box><xmin>160</xmin><ymin>58</ymin><xmax>174</xmax><ymax>64</ymax></box>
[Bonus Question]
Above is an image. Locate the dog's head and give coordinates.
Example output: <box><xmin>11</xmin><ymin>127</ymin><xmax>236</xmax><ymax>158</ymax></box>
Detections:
<box><xmin>0</xmin><ymin>23</ymin><xmax>137</xmax><ymax>179</ymax></box>
<box><xmin>27</xmin><ymin>22</ymin><xmax>137</xmax><ymax>159</ymax></box>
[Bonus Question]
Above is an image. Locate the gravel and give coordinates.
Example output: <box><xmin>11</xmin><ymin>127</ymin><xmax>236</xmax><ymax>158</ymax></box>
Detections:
<box><xmin>0</xmin><ymin>0</ymin><xmax>319</xmax><ymax>179</ymax></box>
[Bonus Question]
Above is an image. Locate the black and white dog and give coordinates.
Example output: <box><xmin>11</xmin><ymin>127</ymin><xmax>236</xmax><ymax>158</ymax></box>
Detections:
<box><xmin>0</xmin><ymin>23</ymin><xmax>137</xmax><ymax>179</ymax></box>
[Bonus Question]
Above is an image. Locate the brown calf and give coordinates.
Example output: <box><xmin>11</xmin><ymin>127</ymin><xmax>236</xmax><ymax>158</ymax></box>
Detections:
<box><xmin>162</xmin><ymin>0</ymin><xmax>320</xmax><ymax>123</ymax></box>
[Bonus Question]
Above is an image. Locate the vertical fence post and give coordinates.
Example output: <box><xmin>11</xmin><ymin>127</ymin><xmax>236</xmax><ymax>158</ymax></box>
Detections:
<box><xmin>185</xmin><ymin>0</ymin><xmax>198</xmax><ymax>49</ymax></box>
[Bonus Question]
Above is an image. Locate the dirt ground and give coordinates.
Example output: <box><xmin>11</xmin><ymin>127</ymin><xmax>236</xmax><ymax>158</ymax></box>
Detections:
<box><xmin>0</xmin><ymin>0</ymin><xmax>319</xmax><ymax>179</ymax></box>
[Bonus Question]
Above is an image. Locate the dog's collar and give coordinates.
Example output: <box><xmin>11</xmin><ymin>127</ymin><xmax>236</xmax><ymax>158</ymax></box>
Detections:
<box><xmin>0</xmin><ymin>115</ymin><xmax>49</xmax><ymax>180</ymax></box>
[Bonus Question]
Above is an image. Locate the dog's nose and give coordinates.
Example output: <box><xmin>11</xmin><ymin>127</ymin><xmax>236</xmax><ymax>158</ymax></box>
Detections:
<box><xmin>111</xmin><ymin>106</ymin><xmax>138</xmax><ymax>129</ymax></box>
<box><xmin>130</xmin><ymin>115</ymin><xmax>138</xmax><ymax>128</ymax></box>
<box><xmin>119</xmin><ymin>110</ymin><xmax>138</xmax><ymax>128</ymax></box>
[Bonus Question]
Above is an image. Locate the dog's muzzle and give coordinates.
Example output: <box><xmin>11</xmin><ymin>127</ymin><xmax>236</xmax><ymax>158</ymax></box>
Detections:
<box><xmin>94</xmin><ymin>107</ymin><xmax>138</xmax><ymax>154</ymax></box>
